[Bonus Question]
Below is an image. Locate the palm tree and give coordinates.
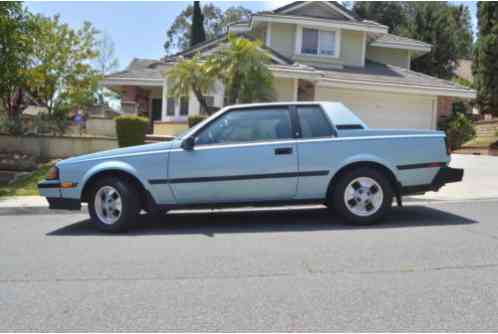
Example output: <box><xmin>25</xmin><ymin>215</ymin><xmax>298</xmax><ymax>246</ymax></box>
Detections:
<box><xmin>165</xmin><ymin>54</ymin><xmax>215</xmax><ymax>115</ymax></box>
<box><xmin>210</xmin><ymin>34</ymin><xmax>274</xmax><ymax>105</ymax></box>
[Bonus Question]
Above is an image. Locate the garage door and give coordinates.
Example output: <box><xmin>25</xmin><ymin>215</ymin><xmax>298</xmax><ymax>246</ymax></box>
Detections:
<box><xmin>315</xmin><ymin>87</ymin><xmax>437</xmax><ymax>129</ymax></box>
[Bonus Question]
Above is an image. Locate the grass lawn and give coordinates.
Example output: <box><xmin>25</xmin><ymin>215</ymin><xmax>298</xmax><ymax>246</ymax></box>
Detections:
<box><xmin>463</xmin><ymin>136</ymin><xmax>498</xmax><ymax>148</ymax></box>
<box><xmin>0</xmin><ymin>163</ymin><xmax>52</xmax><ymax>197</ymax></box>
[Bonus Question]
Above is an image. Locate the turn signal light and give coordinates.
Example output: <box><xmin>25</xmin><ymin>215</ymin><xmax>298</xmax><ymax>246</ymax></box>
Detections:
<box><xmin>46</xmin><ymin>166</ymin><xmax>59</xmax><ymax>180</ymax></box>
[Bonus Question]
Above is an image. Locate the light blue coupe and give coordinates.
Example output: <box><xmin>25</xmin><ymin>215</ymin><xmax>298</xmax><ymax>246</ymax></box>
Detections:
<box><xmin>39</xmin><ymin>102</ymin><xmax>463</xmax><ymax>232</ymax></box>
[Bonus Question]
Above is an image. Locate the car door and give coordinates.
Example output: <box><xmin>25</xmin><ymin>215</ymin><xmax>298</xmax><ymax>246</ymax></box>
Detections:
<box><xmin>168</xmin><ymin>106</ymin><xmax>298</xmax><ymax>204</ymax></box>
<box><xmin>294</xmin><ymin>105</ymin><xmax>337</xmax><ymax>199</ymax></box>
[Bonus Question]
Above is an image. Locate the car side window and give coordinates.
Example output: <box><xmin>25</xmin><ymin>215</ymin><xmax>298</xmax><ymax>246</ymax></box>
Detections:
<box><xmin>297</xmin><ymin>106</ymin><xmax>334</xmax><ymax>138</ymax></box>
<box><xmin>195</xmin><ymin>108</ymin><xmax>292</xmax><ymax>145</ymax></box>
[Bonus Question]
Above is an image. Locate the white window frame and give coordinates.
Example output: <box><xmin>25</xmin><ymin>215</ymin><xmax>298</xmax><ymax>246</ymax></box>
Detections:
<box><xmin>295</xmin><ymin>25</ymin><xmax>341</xmax><ymax>59</ymax></box>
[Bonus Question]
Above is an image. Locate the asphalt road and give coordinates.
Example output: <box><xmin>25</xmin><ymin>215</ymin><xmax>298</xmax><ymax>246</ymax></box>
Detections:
<box><xmin>2</xmin><ymin>200</ymin><xmax>498</xmax><ymax>331</ymax></box>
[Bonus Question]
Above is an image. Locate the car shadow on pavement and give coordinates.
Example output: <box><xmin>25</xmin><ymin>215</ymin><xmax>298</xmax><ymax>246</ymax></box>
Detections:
<box><xmin>47</xmin><ymin>205</ymin><xmax>478</xmax><ymax>237</ymax></box>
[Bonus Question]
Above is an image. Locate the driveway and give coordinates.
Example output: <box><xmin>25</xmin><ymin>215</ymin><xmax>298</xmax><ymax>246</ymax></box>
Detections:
<box><xmin>411</xmin><ymin>154</ymin><xmax>498</xmax><ymax>202</ymax></box>
<box><xmin>2</xmin><ymin>200</ymin><xmax>498</xmax><ymax>331</ymax></box>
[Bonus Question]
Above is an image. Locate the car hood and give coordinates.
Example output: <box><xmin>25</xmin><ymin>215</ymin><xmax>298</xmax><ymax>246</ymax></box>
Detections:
<box><xmin>58</xmin><ymin>139</ymin><xmax>181</xmax><ymax>165</ymax></box>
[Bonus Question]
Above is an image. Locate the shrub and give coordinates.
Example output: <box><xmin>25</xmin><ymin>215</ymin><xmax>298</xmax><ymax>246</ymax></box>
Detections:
<box><xmin>115</xmin><ymin>115</ymin><xmax>148</xmax><ymax>147</ymax></box>
<box><xmin>0</xmin><ymin>117</ymin><xmax>25</xmax><ymax>136</ymax></box>
<box><xmin>32</xmin><ymin>112</ymin><xmax>71</xmax><ymax>136</ymax></box>
<box><xmin>438</xmin><ymin>112</ymin><xmax>476</xmax><ymax>150</ymax></box>
<box><xmin>188</xmin><ymin>115</ymin><xmax>207</xmax><ymax>128</ymax></box>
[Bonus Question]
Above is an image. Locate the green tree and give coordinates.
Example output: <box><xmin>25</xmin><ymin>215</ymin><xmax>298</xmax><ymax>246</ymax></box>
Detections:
<box><xmin>473</xmin><ymin>2</ymin><xmax>498</xmax><ymax>117</ymax></box>
<box><xmin>450</xmin><ymin>4</ymin><xmax>474</xmax><ymax>59</ymax></box>
<box><xmin>0</xmin><ymin>2</ymin><xmax>36</xmax><ymax>134</ymax></box>
<box><xmin>211</xmin><ymin>34</ymin><xmax>273</xmax><ymax>105</ymax></box>
<box><xmin>163</xmin><ymin>3</ymin><xmax>251</xmax><ymax>54</ymax></box>
<box><xmin>165</xmin><ymin>54</ymin><xmax>216</xmax><ymax>115</ymax></box>
<box><xmin>401</xmin><ymin>2</ymin><xmax>458</xmax><ymax>79</ymax></box>
<box><xmin>352</xmin><ymin>2</ymin><xmax>406</xmax><ymax>34</ymax></box>
<box><xmin>190</xmin><ymin>1</ymin><xmax>206</xmax><ymax>47</ymax></box>
<box><xmin>28</xmin><ymin>15</ymin><xmax>100</xmax><ymax>116</ymax></box>
<box><xmin>93</xmin><ymin>31</ymin><xmax>120</xmax><ymax>105</ymax></box>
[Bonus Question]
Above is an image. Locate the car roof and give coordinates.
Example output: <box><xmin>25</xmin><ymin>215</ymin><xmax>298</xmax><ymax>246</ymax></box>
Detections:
<box><xmin>222</xmin><ymin>101</ymin><xmax>367</xmax><ymax>128</ymax></box>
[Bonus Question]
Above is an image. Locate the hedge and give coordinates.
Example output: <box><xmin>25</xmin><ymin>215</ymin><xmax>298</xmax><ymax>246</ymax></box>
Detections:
<box><xmin>438</xmin><ymin>112</ymin><xmax>475</xmax><ymax>150</ymax></box>
<box><xmin>188</xmin><ymin>115</ymin><xmax>207</xmax><ymax>128</ymax></box>
<box><xmin>115</xmin><ymin>115</ymin><xmax>148</xmax><ymax>147</ymax></box>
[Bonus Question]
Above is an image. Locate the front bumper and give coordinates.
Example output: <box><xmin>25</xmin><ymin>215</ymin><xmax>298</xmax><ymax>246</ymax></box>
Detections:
<box><xmin>38</xmin><ymin>181</ymin><xmax>81</xmax><ymax>211</ymax></box>
<box><xmin>401</xmin><ymin>167</ymin><xmax>464</xmax><ymax>195</ymax></box>
<box><xmin>46</xmin><ymin>198</ymin><xmax>81</xmax><ymax>210</ymax></box>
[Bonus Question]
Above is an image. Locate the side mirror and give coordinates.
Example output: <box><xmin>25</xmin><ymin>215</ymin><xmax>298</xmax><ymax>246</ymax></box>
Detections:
<box><xmin>181</xmin><ymin>136</ymin><xmax>195</xmax><ymax>151</ymax></box>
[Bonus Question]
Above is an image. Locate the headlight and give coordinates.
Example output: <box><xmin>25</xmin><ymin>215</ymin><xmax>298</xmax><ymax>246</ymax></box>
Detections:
<box><xmin>46</xmin><ymin>166</ymin><xmax>59</xmax><ymax>180</ymax></box>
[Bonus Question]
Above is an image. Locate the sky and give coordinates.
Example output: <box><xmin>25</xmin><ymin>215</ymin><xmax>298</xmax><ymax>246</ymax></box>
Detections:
<box><xmin>26</xmin><ymin>1</ymin><xmax>478</xmax><ymax>72</ymax></box>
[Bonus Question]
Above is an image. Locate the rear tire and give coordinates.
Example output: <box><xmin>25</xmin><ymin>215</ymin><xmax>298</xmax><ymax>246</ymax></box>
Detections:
<box><xmin>329</xmin><ymin>167</ymin><xmax>393</xmax><ymax>225</ymax></box>
<box><xmin>88</xmin><ymin>177</ymin><xmax>140</xmax><ymax>232</ymax></box>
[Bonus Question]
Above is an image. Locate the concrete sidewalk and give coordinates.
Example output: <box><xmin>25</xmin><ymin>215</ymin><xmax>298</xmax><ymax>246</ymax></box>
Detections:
<box><xmin>0</xmin><ymin>154</ymin><xmax>496</xmax><ymax>212</ymax></box>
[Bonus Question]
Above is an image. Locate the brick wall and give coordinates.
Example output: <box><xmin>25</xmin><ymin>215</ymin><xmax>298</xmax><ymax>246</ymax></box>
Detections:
<box><xmin>437</xmin><ymin>96</ymin><xmax>453</xmax><ymax>119</ymax></box>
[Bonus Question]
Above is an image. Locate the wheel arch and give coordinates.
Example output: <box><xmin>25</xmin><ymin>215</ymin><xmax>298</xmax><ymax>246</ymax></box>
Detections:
<box><xmin>80</xmin><ymin>162</ymin><xmax>156</xmax><ymax>211</ymax></box>
<box><xmin>326</xmin><ymin>159</ymin><xmax>401</xmax><ymax>202</ymax></box>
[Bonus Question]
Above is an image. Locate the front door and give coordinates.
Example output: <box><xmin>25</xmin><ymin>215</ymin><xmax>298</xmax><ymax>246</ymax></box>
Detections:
<box><xmin>168</xmin><ymin>106</ymin><xmax>298</xmax><ymax>204</ymax></box>
<box><xmin>151</xmin><ymin>98</ymin><xmax>162</xmax><ymax>121</ymax></box>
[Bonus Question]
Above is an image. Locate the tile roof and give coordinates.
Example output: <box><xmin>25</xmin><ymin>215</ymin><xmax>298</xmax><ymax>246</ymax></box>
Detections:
<box><xmin>316</xmin><ymin>61</ymin><xmax>468</xmax><ymax>91</ymax></box>
<box><xmin>104</xmin><ymin>58</ymin><xmax>167</xmax><ymax>80</ymax></box>
<box><xmin>272</xmin><ymin>1</ymin><xmax>360</xmax><ymax>21</ymax></box>
<box><xmin>371</xmin><ymin>34</ymin><xmax>432</xmax><ymax>49</ymax></box>
<box><xmin>104</xmin><ymin>54</ymin><xmax>471</xmax><ymax>96</ymax></box>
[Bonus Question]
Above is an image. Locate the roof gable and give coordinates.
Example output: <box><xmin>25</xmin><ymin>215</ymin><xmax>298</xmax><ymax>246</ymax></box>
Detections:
<box><xmin>273</xmin><ymin>1</ymin><xmax>358</xmax><ymax>21</ymax></box>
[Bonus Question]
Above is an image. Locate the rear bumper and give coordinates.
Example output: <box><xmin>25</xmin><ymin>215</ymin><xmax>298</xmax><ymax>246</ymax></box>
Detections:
<box><xmin>432</xmin><ymin>166</ymin><xmax>464</xmax><ymax>189</ymax></box>
<box><xmin>401</xmin><ymin>167</ymin><xmax>464</xmax><ymax>195</ymax></box>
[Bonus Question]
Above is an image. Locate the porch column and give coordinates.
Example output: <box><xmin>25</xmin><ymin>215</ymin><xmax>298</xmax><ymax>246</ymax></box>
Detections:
<box><xmin>293</xmin><ymin>79</ymin><xmax>298</xmax><ymax>101</ymax></box>
<box><xmin>162</xmin><ymin>79</ymin><xmax>168</xmax><ymax>121</ymax></box>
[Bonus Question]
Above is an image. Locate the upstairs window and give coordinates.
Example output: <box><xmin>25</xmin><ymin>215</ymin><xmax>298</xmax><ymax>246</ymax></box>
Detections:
<box><xmin>301</xmin><ymin>28</ymin><xmax>338</xmax><ymax>57</ymax></box>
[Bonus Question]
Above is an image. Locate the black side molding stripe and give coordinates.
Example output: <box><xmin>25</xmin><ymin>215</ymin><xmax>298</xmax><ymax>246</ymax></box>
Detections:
<box><xmin>38</xmin><ymin>182</ymin><xmax>61</xmax><ymax>189</ymax></box>
<box><xmin>149</xmin><ymin>170</ymin><xmax>329</xmax><ymax>185</ymax></box>
<box><xmin>397</xmin><ymin>162</ymin><xmax>446</xmax><ymax>170</ymax></box>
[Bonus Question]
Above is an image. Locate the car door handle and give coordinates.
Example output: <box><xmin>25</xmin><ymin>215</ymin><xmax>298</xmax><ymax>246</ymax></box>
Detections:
<box><xmin>274</xmin><ymin>147</ymin><xmax>293</xmax><ymax>155</ymax></box>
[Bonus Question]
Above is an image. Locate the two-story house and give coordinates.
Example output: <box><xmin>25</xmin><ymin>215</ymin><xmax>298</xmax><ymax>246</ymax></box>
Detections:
<box><xmin>102</xmin><ymin>1</ymin><xmax>475</xmax><ymax>135</ymax></box>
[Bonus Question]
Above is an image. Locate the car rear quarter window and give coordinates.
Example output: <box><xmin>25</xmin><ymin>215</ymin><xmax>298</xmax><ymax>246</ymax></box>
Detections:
<box><xmin>195</xmin><ymin>107</ymin><xmax>292</xmax><ymax>145</ymax></box>
<box><xmin>297</xmin><ymin>106</ymin><xmax>334</xmax><ymax>138</ymax></box>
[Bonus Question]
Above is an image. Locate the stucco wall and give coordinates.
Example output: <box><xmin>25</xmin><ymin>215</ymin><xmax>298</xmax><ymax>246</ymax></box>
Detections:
<box><xmin>273</xmin><ymin>77</ymin><xmax>296</xmax><ymax>101</ymax></box>
<box><xmin>154</xmin><ymin>122</ymin><xmax>189</xmax><ymax>136</ymax></box>
<box><xmin>0</xmin><ymin>135</ymin><xmax>118</xmax><ymax>159</ymax></box>
<box><xmin>475</xmin><ymin>120</ymin><xmax>498</xmax><ymax>138</ymax></box>
<box><xmin>366</xmin><ymin>46</ymin><xmax>410</xmax><ymax>69</ymax></box>
<box><xmin>341</xmin><ymin>30</ymin><xmax>365</xmax><ymax>67</ymax></box>
<box><xmin>86</xmin><ymin>117</ymin><xmax>116</xmax><ymax>137</ymax></box>
<box><xmin>268</xmin><ymin>23</ymin><xmax>365</xmax><ymax>67</ymax></box>
<box><xmin>269</xmin><ymin>23</ymin><xmax>295</xmax><ymax>59</ymax></box>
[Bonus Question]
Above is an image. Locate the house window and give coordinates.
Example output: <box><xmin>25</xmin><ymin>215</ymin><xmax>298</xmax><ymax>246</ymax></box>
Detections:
<box><xmin>180</xmin><ymin>97</ymin><xmax>189</xmax><ymax>116</ymax></box>
<box><xmin>301</xmin><ymin>28</ymin><xmax>337</xmax><ymax>57</ymax></box>
<box><xmin>166</xmin><ymin>98</ymin><xmax>175</xmax><ymax>116</ymax></box>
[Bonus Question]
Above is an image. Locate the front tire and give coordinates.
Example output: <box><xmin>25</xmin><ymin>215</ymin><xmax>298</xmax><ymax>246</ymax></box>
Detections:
<box><xmin>330</xmin><ymin>167</ymin><xmax>393</xmax><ymax>225</ymax></box>
<box><xmin>88</xmin><ymin>177</ymin><xmax>140</xmax><ymax>232</ymax></box>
